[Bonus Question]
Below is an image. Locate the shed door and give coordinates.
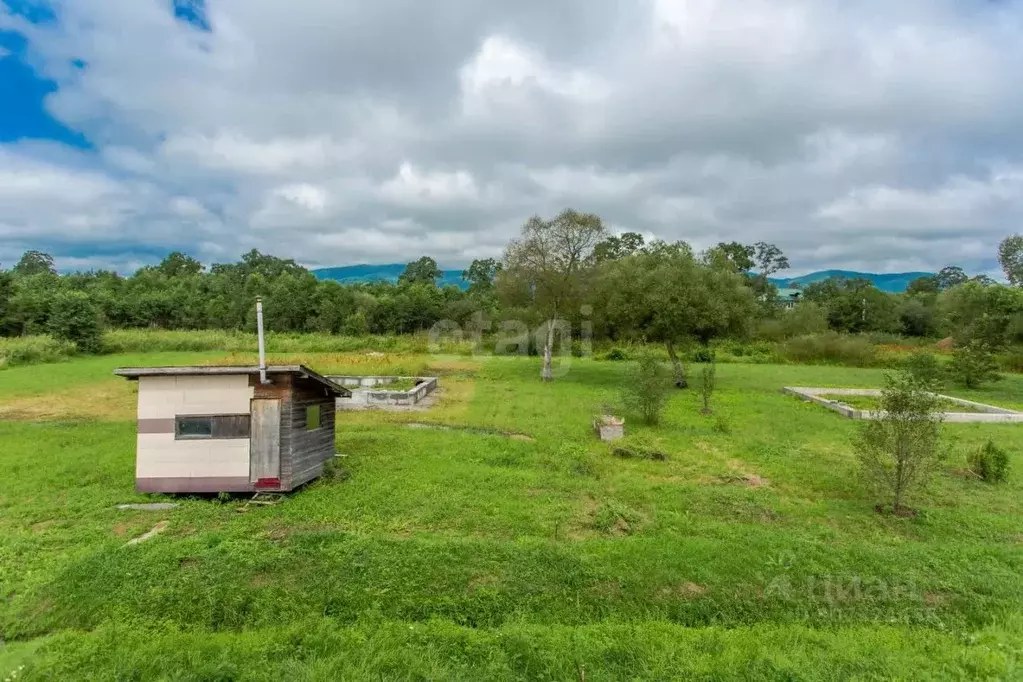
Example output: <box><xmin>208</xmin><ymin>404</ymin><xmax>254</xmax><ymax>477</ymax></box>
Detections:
<box><xmin>250</xmin><ymin>399</ymin><xmax>281</xmax><ymax>485</ymax></box>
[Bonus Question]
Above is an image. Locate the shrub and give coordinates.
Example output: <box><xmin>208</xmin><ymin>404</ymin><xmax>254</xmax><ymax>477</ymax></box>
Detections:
<box><xmin>949</xmin><ymin>342</ymin><xmax>1001</xmax><ymax>389</ymax></box>
<box><xmin>855</xmin><ymin>372</ymin><xmax>946</xmax><ymax>514</ymax></box>
<box><xmin>998</xmin><ymin>347</ymin><xmax>1023</xmax><ymax>373</ymax></box>
<box><xmin>757</xmin><ymin>303</ymin><xmax>828</xmax><ymax>341</ymax></box>
<box><xmin>621</xmin><ymin>352</ymin><xmax>671</xmax><ymax>425</ymax></box>
<box><xmin>691</xmin><ymin>346</ymin><xmax>716</xmax><ymax>363</ymax></box>
<box><xmin>0</xmin><ymin>335</ymin><xmax>77</xmax><ymax>369</ymax></box>
<box><xmin>968</xmin><ymin>441</ymin><xmax>1010</xmax><ymax>483</ymax></box>
<box><xmin>780</xmin><ymin>332</ymin><xmax>878</xmax><ymax>367</ymax></box>
<box><xmin>699</xmin><ymin>363</ymin><xmax>716</xmax><ymax>415</ymax></box>
<box><xmin>592</xmin><ymin>500</ymin><xmax>642</xmax><ymax>534</ymax></box>
<box><xmin>602</xmin><ymin>347</ymin><xmax>630</xmax><ymax>362</ymax></box>
<box><xmin>713</xmin><ymin>413</ymin><xmax>731</xmax><ymax>434</ymax></box>
<box><xmin>611</xmin><ymin>435</ymin><xmax>669</xmax><ymax>461</ymax></box>
<box><xmin>755</xmin><ymin>319</ymin><xmax>786</xmax><ymax>342</ymax></box>
<box><xmin>47</xmin><ymin>291</ymin><xmax>104</xmax><ymax>354</ymax></box>
<box><xmin>903</xmin><ymin>352</ymin><xmax>945</xmax><ymax>391</ymax></box>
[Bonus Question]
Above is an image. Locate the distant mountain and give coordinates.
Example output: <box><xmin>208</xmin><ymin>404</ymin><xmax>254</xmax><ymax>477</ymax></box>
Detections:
<box><xmin>768</xmin><ymin>270</ymin><xmax>933</xmax><ymax>293</ymax></box>
<box><xmin>312</xmin><ymin>263</ymin><xmax>933</xmax><ymax>294</ymax></box>
<box><xmin>313</xmin><ymin>263</ymin><xmax>466</xmax><ymax>288</ymax></box>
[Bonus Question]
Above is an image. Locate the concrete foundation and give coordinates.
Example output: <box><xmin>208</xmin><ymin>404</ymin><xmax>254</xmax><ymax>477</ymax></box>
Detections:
<box><xmin>329</xmin><ymin>376</ymin><xmax>438</xmax><ymax>410</ymax></box>
<box><xmin>784</xmin><ymin>387</ymin><xmax>1023</xmax><ymax>423</ymax></box>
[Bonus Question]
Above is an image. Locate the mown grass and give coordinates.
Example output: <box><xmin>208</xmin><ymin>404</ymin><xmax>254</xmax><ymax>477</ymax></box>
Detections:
<box><xmin>1</xmin><ymin>354</ymin><xmax>1021</xmax><ymax>679</ymax></box>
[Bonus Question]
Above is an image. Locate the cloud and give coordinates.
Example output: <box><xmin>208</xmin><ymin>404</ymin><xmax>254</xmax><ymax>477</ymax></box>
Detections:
<box><xmin>2</xmin><ymin>0</ymin><xmax>1023</xmax><ymax>276</ymax></box>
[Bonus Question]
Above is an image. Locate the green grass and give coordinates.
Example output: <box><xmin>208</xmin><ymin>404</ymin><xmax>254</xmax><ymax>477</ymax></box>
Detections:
<box><xmin>833</xmin><ymin>394</ymin><xmax>986</xmax><ymax>413</ymax></box>
<box><xmin>1</xmin><ymin>354</ymin><xmax>1022</xmax><ymax>679</ymax></box>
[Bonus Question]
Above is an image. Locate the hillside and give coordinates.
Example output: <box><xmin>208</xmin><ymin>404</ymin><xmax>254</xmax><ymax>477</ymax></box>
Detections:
<box><xmin>312</xmin><ymin>263</ymin><xmax>933</xmax><ymax>293</ymax></box>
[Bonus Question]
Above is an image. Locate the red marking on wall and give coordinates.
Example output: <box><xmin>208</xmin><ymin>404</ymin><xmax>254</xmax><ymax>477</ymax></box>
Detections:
<box><xmin>254</xmin><ymin>477</ymin><xmax>281</xmax><ymax>489</ymax></box>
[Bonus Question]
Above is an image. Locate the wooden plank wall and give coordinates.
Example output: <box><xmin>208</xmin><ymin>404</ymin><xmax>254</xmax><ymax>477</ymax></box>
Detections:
<box><xmin>248</xmin><ymin>374</ymin><xmax>336</xmax><ymax>491</ymax></box>
<box><xmin>286</xmin><ymin>379</ymin><xmax>337</xmax><ymax>489</ymax></box>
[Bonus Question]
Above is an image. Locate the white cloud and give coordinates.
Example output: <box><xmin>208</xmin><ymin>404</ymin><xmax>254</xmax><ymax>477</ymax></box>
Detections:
<box><xmin>380</xmin><ymin>163</ymin><xmax>480</xmax><ymax>205</ymax></box>
<box><xmin>2</xmin><ymin>0</ymin><xmax>1023</xmax><ymax>274</ymax></box>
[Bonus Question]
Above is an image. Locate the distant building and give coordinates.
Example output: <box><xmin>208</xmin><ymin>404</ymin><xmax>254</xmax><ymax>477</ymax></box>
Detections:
<box><xmin>776</xmin><ymin>288</ymin><xmax>802</xmax><ymax>308</ymax></box>
<box><xmin>115</xmin><ymin>365</ymin><xmax>350</xmax><ymax>494</ymax></box>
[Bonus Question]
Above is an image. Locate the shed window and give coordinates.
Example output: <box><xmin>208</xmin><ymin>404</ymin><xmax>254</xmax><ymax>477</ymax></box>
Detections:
<box><xmin>306</xmin><ymin>405</ymin><xmax>321</xmax><ymax>430</ymax></box>
<box><xmin>175</xmin><ymin>414</ymin><xmax>251</xmax><ymax>440</ymax></box>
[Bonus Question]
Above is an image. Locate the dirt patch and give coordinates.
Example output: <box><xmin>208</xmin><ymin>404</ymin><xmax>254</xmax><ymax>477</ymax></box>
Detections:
<box><xmin>264</xmin><ymin>524</ymin><xmax>290</xmax><ymax>542</ymax></box>
<box><xmin>467</xmin><ymin>574</ymin><xmax>501</xmax><ymax>593</ymax></box>
<box><xmin>658</xmin><ymin>582</ymin><xmax>708</xmax><ymax>600</ymax></box>
<box><xmin>936</xmin><ymin>336</ymin><xmax>956</xmax><ymax>351</ymax></box>
<box><xmin>924</xmin><ymin>592</ymin><xmax>950</xmax><ymax>607</ymax></box>
<box><xmin>874</xmin><ymin>504</ymin><xmax>918</xmax><ymax>518</ymax></box>
<box><xmin>715</xmin><ymin>472</ymin><xmax>770</xmax><ymax>488</ymax></box>
<box><xmin>0</xmin><ymin>380</ymin><xmax>135</xmax><ymax>422</ymax></box>
<box><xmin>125</xmin><ymin>520</ymin><xmax>169</xmax><ymax>546</ymax></box>
<box><xmin>426</xmin><ymin>359</ymin><xmax>483</xmax><ymax>374</ymax></box>
<box><xmin>589</xmin><ymin>580</ymin><xmax>624</xmax><ymax>598</ymax></box>
<box><xmin>406</xmin><ymin>422</ymin><xmax>535</xmax><ymax>442</ymax></box>
<box><xmin>111</xmin><ymin>521</ymin><xmax>133</xmax><ymax>537</ymax></box>
<box><xmin>250</xmin><ymin>572</ymin><xmax>271</xmax><ymax>588</ymax></box>
<box><xmin>29</xmin><ymin>519</ymin><xmax>60</xmax><ymax>533</ymax></box>
<box><xmin>178</xmin><ymin>557</ymin><xmax>200</xmax><ymax>570</ymax></box>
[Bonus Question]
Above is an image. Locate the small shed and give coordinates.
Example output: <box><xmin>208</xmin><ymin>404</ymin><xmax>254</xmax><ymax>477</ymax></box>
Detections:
<box><xmin>114</xmin><ymin>365</ymin><xmax>351</xmax><ymax>494</ymax></box>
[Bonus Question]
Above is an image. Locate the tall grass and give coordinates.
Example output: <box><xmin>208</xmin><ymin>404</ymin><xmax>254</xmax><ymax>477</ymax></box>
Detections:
<box><xmin>0</xmin><ymin>336</ymin><xmax>77</xmax><ymax>369</ymax></box>
<box><xmin>779</xmin><ymin>332</ymin><xmax>880</xmax><ymax>367</ymax></box>
<box><xmin>103</xmin><ymin>329</ymin><xmax>477</xmax><ymax>355</ymax></box>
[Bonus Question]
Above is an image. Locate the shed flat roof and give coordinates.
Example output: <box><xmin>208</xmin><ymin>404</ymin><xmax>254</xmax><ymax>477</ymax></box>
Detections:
<box><xmin>114</xmin><ymin>365</ymin><xmax>351</xmax><ymax>396</ymax></box>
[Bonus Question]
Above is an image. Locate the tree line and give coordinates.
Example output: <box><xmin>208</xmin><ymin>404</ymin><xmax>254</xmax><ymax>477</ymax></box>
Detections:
<box><xmin>3</xmin><ymin>211</ymin><xmax>1023</xmax><ymax>373</ymax></box>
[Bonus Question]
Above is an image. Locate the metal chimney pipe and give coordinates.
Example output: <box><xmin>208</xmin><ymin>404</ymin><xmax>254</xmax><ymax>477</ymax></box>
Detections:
<box><xmin>256</xmin><ymin>296</ymin><xmax>268</xmax><ymax>384</ymax></box>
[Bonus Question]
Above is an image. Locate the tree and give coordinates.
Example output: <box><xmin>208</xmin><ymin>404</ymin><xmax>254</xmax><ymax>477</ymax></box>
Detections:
<box><xmin>704</xmin><ymin>241</ymin><xmax>755</xmax><ymax>273</ymax></box>
<box><xmin>399</xmin><ymin>256</ymin><xmax>443</xmax><ymax>287</ymax></box>
<box><xmin>156</xmin><ymin>251</ymin><xmax>203</xmax><ymax>278</ymax></box>
<box><xmin>897</xmin><ymin>297</ymin><xmax>937</xmax><ymax>337</ymax></box>
<box><xmin>13</xmin><ymin>250</ymin><xmax>56</xmax><ymax>276</ymax></box>
<box><xmin>0</xmin><ymin>268</ymin><xmax>13</xmax><ymax>335</ymax></box>
<box><xmin>803</xmin><ymin>277</ymin><xmax>897</xmax><ymax>333</ymax></box>
<box><xmin>462</xmin><ymin>258</ymin><xmax>502</xmax><ymax>296</ymax></box>
<box><xmin>998</xmin><ymin>235</ymin><xmax>1023</xmax><ymax>287</ymax></box>
<box><xmin>592</xmin><ymin>232</ymin><xmax>645</xmax><ymax>264</ymax></box>
<box><xmin>621</xmin><ymin>351</ymin><xmax>671</xmax><ymax>425</ymax></box>
<box><xmin>855</xmin><ymin>372</ymin><xmax>945</xmax><ymax>514</ymax></box>
<box><xmin>500</xmin><ymin>209</ymin><xmax>607</xmax><ymax>381</ymax></box>
<box><xmin>934</xmin><ymin>266</ymin><xmax>968</xmax><ymax>291</ymax></box>
<box><xmin>752</xmin><ymin>242</ymin><xmax>790</xmax><ymax>277</ymax></box>
<box><xmin>47</xmin><ymin>290</ymin><xmax>104</xmax><ymax>353</ymax></box>
<box><xmin>938</xmin><ymin>280</ymin><xmax>1023</xmax><ymax>347</ymax></box>
<box><xmin>601</xmin><ymin>241</ymin><xmax>756</xmax><ymax>387</ymax></box>
<box><xmin>949</xmin><ymin>342</ymin><xmax>1000</xmax><ymax>389</ymax></box>
<box><xmin>906</xmin><ymin>276</ymin><xmax>939</xmax><ymax>297</ymax></box>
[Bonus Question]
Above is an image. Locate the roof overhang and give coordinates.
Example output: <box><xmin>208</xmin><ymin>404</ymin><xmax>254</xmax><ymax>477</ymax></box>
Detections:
<box><xmin>114</xmin><ymin>365</ymin><xmax>351</xmax><ymax>396</ymax></box>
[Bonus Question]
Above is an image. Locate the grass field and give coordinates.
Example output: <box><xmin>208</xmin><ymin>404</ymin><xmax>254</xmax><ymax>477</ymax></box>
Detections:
<box><xmin>1</xmin><ymin>351</ymin><xmax>1022</xmax><ymax>679</ymax></box>
<box><xmin>832</xmin><ymin>394</ymin><xmax>987</xmax><ymax>414</ymax></box>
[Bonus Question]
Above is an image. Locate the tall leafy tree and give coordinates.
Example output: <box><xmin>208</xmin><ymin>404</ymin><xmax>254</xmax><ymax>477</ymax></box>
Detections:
<box><xmin>156</xmin><ymin>251</ymin><xmax>204</xmax><ymax>278</ymax></box>
<box><xmin>0</xmin><ymin>267</ymin><xmax>13</xmax><ymax>334</ymax></box>
<box><xmin>399</xmin><ymin>256</ymin><xmax>443</xmax><ymax>287</ymax></box>
<box><xmin>999</xmin><ymin>235</ymin><xmax>1023</xmax><ymax>287</ymax></box>
<box><xmin>601</xmin><ymin>241</ymin><xmax>757</xmax><ymax>387</ymax></box>
<box><xmin>592</xmin><ymin>232</ymin><xmax>645</xmax><ymax>263</ymax></box>
<box><xmin>13</xmin><ymin>250</ymin><xmax>56</xmax><ymax>276</ymax></box>
<box><xmin>499</xmin><ymin>209</ymin><xmax>607</xmax><ymax>381</ymax></box>
<box><xmin>934</xmin><ymin>266</ymin><xmax>969</xmax><ymax>291</ymax></box>
<box><xmin>462</xmin><ymin>258</ymin><xmax>502</xmax><ymax>296</ymax></box>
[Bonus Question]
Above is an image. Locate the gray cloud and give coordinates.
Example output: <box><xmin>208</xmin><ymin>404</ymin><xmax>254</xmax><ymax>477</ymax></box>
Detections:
<box><xmin>2</xmin><ymin>0</ymin><xmax>1023</xmax><ymax>275</ymax></box>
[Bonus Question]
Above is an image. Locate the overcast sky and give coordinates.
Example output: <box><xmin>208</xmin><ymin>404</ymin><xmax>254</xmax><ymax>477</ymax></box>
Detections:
<box><xmin>2</xmin><ymin>0</ymin><xmax>1023</xmax><ymax>275</ymax></box>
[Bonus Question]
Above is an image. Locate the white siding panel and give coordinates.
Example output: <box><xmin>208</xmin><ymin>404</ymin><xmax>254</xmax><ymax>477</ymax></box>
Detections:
<box><xmin>136</xmin><ymin>375</ymin><xmax>254</xmax><ymax>419</ymax></box>
<box><xmin>136</xmin><ymin>433</ymin><xmax>249</xmax><ymax>479</ymax></box>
